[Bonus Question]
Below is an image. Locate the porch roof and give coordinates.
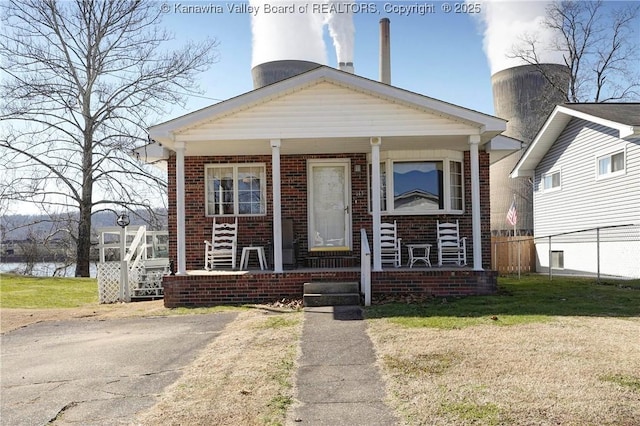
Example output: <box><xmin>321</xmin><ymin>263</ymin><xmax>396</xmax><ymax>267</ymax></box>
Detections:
<box><xmin>149</xmin><ymin>66</ymin><xmax>507</xmax><ymax>156</ymax></box>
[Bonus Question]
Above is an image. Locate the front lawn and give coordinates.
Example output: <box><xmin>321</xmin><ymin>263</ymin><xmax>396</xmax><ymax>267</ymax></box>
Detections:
<box><xmin>366</xmin><ymin>274</ymin><xmax>640</xmax><ymax>329</ymax></box>
<box><xmin>366</xmin><ymin>275</ymin><xmax>640</xmax><ymax>425</ymax></box>
<box><xmin>0</xmin><ymin>273</ymin><xmax>98</xmax><ymax>308</ymax></box>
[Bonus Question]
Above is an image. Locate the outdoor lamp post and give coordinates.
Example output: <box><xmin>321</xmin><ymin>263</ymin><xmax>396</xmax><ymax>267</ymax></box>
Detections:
<box><xmin>116</xmin><ymin>211</ymin><xmax>130</xmax><ymax>302</ymax></box>
<box><xmin>116</xmin><ymin>211</ymin><xmax>130</xmax><ymax>228</ymax></box>
<box><xmin>116</xmin><ymin>211</ymin><xmax>130</xmax><ymax>260</ymax></box>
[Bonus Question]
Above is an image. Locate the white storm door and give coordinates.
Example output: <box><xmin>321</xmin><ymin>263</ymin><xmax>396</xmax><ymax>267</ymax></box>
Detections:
<box><xmin>308</xmin><ymin>160</ymin><xmax>351</xmax><ymax>251</ymax></box>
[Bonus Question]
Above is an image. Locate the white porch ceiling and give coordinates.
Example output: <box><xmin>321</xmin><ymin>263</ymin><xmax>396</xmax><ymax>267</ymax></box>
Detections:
<box><xmin>180</xmin><ymin>135</ymin><xmax>480</xmax><ymax>157</ymax></box>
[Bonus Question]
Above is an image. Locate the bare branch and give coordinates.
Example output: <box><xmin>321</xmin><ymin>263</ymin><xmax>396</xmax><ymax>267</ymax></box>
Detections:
<box><xmin>0</xmin><ymin>0</ymin><xmax>218</xmax><ymax>275</ymax></box>
<box><xmin>510</xmin><ymin>0</ymin><xmax>640</xmax><ymax>103</ymax></box>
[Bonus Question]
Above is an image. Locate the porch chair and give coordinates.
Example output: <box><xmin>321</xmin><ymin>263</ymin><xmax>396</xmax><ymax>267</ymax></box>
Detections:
<box><xmin>380</xmin><ymin>221</ymin><xmax>402</xmax><ymax>267</ymax></box>
<box><xmin>204</xmin><ymin>218</ymin><xmax>238</xmax><ymax>270</ymax></box>
<box><xmin>436</xmin><ymin>220</ymin><xmax>467</xmax><ymax>266</ymax></box>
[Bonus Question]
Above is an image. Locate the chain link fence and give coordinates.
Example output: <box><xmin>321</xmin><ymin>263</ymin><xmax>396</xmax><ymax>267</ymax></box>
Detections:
<box><xmin>492</xmin><ymin>224</ymin><xmax>640</xmax><ymax>280</ymax></box>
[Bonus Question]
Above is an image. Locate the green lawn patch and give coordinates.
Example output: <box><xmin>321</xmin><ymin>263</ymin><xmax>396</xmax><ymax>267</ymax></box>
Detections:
<box><xmin>0</xmin><ymin>273</ymin><xmax>98</xmax><ymax>308</ymax></box>
<box><xmin>366</xmin><ymin>275</ymin><xmax>640</xmax><ymax>329</ymax></box>
<box><xmin>600</xmin><ymin>374</ymin><xmax>640</xmax><ymax>392</ymax></box>
<box><xmin>439</xmin><ymin>400</ymin><xmax>502</xmax><ymax>425</ymax></box>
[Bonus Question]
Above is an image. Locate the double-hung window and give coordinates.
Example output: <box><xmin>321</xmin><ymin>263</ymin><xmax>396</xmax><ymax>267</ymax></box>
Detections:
<box><xmin>543</xmin><ymin>170</ymin><xmax>561</xmax><ymax>191</ymax></box>
<box><xmin>596</xmin><ymin>150</ymin><xmax>625</xmax><ymax>179</ymax></box>
<box><xmin>205</xmin><ymin>163</ymin><xmax>266</xmax><ymax>216</ymax></box>
<box><xmin>370</xmin><ymin>155</ymin><xmax>464</xmax><ymax>214</ymax></box>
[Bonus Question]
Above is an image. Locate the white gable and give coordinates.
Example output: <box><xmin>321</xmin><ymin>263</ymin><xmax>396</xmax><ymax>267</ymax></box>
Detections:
<box><xmin>176</xmin><ymin>81</ymin><xmax>479</xmax><ymax>141</ymax></box>
<box><xmin>149</xmin><ymin>67</ymin><xmax>507</xmax><ymax>156</ymax></box>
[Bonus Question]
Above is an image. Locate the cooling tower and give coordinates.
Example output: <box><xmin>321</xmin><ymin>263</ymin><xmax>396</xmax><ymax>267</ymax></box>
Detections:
<box><xmin>490</xmin><ymin>63</ymin><xmax>569</xmax><ymax>234</ymax></box>
<box><xmin>251</xmin><ymin>60</ymin><xmax>322</xmax><ymax>89</ymax></box>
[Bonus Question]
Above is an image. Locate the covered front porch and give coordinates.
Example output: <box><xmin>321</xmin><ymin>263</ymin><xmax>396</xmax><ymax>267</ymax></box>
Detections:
<box><xmin>164</xmin><ymin>223</ymin><xmax>495</xmax><ymax>307</ymax></box>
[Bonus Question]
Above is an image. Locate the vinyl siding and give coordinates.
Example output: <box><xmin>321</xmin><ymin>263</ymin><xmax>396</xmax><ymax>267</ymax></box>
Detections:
<box><xmin>176</xmin><ymin>81</ymin><xmax>478</xmax><ymax>141</ymax></box>
<box><xmin>533</xmin><ymin>117</ymin><xmax>640</xmax><ymax>237</ymax></box>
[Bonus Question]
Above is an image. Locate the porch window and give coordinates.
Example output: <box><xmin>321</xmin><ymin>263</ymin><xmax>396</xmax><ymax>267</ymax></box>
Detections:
<box><xmin>393</xmin><ymin>161</ymin><xmax>444</xmax><ymax>211</ymax></box>
<box><xmin>370</xmin><ymin>159</ymin><xmax>463</xmax><ymax>214</ymax></box>
<box><xmin>205</xmin><ymin>164</ymin><xmax>266</xmax><ymax>216</ymax></box>
<box><xmin>449</xmin><ymin>160</ymin><xmax>463</xmax><ymax>211</ymax></box>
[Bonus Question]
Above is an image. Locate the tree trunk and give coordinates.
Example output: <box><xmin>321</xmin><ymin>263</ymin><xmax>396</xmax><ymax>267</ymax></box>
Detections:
<box><xmin>75</xmin><ymin>201</ymin><xmax>92</xmax><ymax>277</ymax></box>
<box><xmin>75</xmin><ymin>125</ymin><xmax>94</xmax><ymax>278</ymax></box>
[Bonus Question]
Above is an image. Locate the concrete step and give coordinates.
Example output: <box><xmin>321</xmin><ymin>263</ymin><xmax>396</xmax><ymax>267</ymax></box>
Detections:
<box><xmin>303</xmin><ymin>282</ymin><xmax>361</xmax><ymax>307</ymax></box>
<box><xmin>303</xmin><ymin>292</ymin><xmax>361</xmax><ymax>307</ymax></box>
<box><xmin>303</xmin><ymin>281</ymin><xmax>359</xmax><ymax>294</ymax></box>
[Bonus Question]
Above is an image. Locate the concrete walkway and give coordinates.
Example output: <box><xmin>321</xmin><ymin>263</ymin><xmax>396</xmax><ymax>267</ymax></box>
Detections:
<box><xmin>289</xmin><ymin>305</ymin><xmax>399</xmax><ymax>425</ymax></box>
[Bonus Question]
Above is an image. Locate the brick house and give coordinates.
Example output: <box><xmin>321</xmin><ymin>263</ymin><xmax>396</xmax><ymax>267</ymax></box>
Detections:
<box><xmin>147</xmin><ymin>66</ymin><xmax>516</xmax><ymax>307</ymax></box>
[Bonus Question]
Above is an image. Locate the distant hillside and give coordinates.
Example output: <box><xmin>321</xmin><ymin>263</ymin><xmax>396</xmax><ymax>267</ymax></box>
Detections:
<box><xmin>1</xmin><ymin>209</ymin><xmax>168</xmax><ymax>241</ymax></box>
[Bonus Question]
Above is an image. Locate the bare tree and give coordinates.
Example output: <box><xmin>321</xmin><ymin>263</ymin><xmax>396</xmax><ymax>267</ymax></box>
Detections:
<box><xmin>512</xmin><ymin>0</ymin><xmax>640</xmax><ymax>102</ymax></box>
<box><xmin>0</xmin><ymin>0</ymin><xmax>218</xmax><ymax>276</ymax></box>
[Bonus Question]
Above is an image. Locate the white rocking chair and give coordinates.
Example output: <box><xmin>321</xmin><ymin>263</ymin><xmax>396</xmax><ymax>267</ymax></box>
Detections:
<box><xmin>437</xmin><ymin>220</ymin><xmax>467</xmax><ymax>266</ymax></box>
<box><xmin>380</xmin><ymin>221</ymin><xmax>402</xmax><ymax>268</ymax></box>
<box><xmin>204</xmin><ymin>219</ymin><xmax>238</xmax><ymax>270</ymax></box>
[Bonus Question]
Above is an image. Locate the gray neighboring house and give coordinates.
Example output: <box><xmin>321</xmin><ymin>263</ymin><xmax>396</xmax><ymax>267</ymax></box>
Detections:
<box><xmin>511</xmin><ymin>103</ymin><xmax>640</xmax><ymax>279</ymax></box>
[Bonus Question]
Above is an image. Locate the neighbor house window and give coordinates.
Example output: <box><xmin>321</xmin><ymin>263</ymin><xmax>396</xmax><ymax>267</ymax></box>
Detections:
<box><xmin>543</xmin><ymin>170</ymin><xmax>561</xmax><ymax>191</ymax></box>
<box><xmin>369</xmin><ymin>159</ymin><xmax>463</xmax><ymax>214</ymax></box>
<box><xmin>551</xmin><ymin>250</ymin><xmax>564</xmax><ymax>269</ymax></box>
<box><xmin>597</xmin><ymin>150</ymin><xmax>625</xmax><ymax>179</ymax></box>
<box><xmin>205</xmin><ymin>164</ymin><xmax>266</xmax><ymax>216</ymax></box>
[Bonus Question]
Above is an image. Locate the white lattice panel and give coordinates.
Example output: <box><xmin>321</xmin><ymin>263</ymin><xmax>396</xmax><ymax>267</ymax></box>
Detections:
<box><xmin>97</xmin><ymin>262</ymin><xmax>121</xmax><ymax>303</ymax></box>
<box><xmin>131</xmin><ymin>260</ymin><xmax>167</xmax><ymax>298</ymax></box>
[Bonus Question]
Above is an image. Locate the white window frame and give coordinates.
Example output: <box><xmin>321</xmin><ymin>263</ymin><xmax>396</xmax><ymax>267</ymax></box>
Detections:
<box><xmin>204</xmin><ymin>163</ymin><xmax>267</xmax><ymax>217</ymax></box>
<box><xmin>595</xmin><ymin>147</ymin><xmax>626</xmax><ymax>180</ymax></box>
<box><xmin>368</xmin><ymin>151</ymin><xmax>465</xmax><ymax>215</ymax></box>
<box><xmin>542</xmin><ymin>169</ymin><xmax>562</xmax><ymax>192</ymax></box>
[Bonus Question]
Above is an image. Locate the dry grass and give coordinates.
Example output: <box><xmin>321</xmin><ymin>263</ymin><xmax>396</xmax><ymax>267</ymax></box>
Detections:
<box><xmin>5</xmin><ymin>275</ymin><xmax>639</xmax><ymax>425</ymax></box>
<box><xmin>368</xmin><ymin>316</ymin><xmax>640</xmax><ymax>425</ymax></box>
<box><xmin>134</xmin><ymin>309</ymin><xmax>303</xmax><ymax>426</ymax></box>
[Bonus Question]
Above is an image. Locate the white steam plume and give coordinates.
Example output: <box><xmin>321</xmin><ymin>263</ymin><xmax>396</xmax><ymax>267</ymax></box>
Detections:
<box><xmin>473</xmin><ymin>0</ymin><xmax>566</xmax><ymax>75</ymax></box>
<box><xmin>324</xmin><ymin>1</ymin><xmax>355</xmax><ymax>65</ymax></box>
<box><xmin>250</xmin><ymin>0</ymin><xmax>355</xmax><ymax>68</ymax></box>
<box><xmin>250</xmin><ymin>0</ymin><xmax>327</xmax><ymax>67</ymax></box>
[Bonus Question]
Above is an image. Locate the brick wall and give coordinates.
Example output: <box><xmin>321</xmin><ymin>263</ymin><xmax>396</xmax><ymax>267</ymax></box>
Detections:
<box><xmin>167</xmin><ymin>150</ymin><xmax>492</xmax><ymax>271</ymax></box>
<box><xmin>162</xmin><ymin>269</ymin><xmax>497</xmax><ymax>307</ymax></box>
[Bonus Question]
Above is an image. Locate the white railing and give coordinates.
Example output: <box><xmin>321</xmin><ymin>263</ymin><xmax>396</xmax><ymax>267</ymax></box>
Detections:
<box><xmin>96</xmin><ymin>226</ymin><xmax>169</xmax><ymax>303</ymax></box>
<box><xmin>124</xmin><ymin>226</ymin><xmax>148</xmax><ymax>269</ymax></box>
<box><xmin>360</xmin><ymin>228</ymin><xmax>372</xmax><ymax>306</ymax></box>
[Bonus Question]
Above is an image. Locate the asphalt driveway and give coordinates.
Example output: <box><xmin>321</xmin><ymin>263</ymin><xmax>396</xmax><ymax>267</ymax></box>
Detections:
<box><xmin>1</xmin><ymin>312</ymin><xmax>238</xmax><ymax>425</ymax></box>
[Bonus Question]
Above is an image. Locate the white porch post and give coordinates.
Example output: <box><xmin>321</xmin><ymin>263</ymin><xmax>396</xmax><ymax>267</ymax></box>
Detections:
<box><xmin>468</xmin><ymin>135</ymin><xmax>483</xmax><ymax>271</ymax></box>
<box><xmin>370</xmin><ymin>137</ymin><xmax>382</xmax><ymax>271</ymax></box>
<box><xmin>175</xmin><ymin>141</ymin><xmax>187</xmax><ymax>275</ymax></box>
<box><xmin>271</xmin><ymin>139</ymin><xmax>283</xmax><ymax>273</ymax></box>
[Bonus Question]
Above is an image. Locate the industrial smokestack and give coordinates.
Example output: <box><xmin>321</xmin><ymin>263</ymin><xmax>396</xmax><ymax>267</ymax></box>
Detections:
<box><xmin>379</xmin><ymin>18</ymin><xmax>391</xmax><ymax>85</ymax></box>
<box><xmin>338</xmin><ymin>62</ymin><xmax>354</xmax><ymax>74</ymax></box>
<box><xmin>251</xmin><ymin>60</ymin><xmax>322</xmax><ymax>89</ymax></box>
<box><xmin>490</xmin><ymin>63</ymin><xmax>570</xmax><ymax>234</ymax></box>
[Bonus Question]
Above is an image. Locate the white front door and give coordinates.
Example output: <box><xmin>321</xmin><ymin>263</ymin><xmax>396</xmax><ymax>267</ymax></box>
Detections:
<box><xmin>307</xmin><ymin>159</ymin><xmax>351</xmax><ymax>251</ymax></box>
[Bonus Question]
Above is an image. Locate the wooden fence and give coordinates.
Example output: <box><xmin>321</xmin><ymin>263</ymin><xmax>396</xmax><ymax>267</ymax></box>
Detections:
<box><xmin>491</xmin><ymin>236</ymin><xmax>536</xmax><ymax>275</ymax></box>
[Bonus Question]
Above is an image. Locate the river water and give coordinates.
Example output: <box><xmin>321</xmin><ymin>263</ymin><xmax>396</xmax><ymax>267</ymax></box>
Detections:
<box><xmin>0</xmin><ymin>263</ymin><xmax>98</xmax><ymax>278</ymax></box>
